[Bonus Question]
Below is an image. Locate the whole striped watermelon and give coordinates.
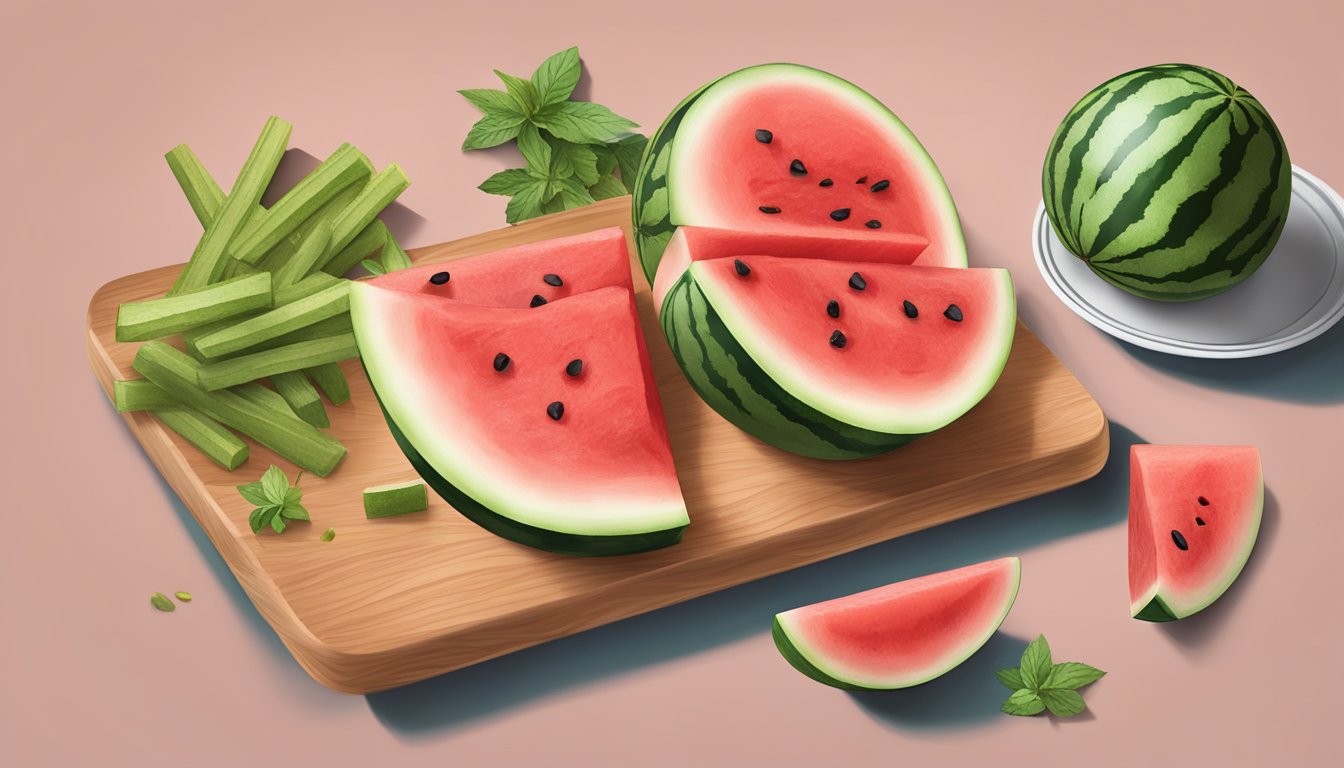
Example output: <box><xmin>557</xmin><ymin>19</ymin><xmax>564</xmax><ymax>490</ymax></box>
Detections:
<box><xmin>1042</xmin><ymin>64</ymin><xmax>1291</xmax><ymax>302</ymax></box>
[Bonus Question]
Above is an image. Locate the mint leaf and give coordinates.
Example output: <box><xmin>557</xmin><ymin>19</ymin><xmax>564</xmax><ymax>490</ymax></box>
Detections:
<box><xmin>531</xmin><ymin>46</ymin><xmax>581</xmax><ymax>108</ymax></box>
<box><xmin>1001</xmin><ymin>689</ymin><xmax>1046</xmax><ymax>716</ymax></box>
<box><xmin>360</xmin><ymin>259</ymin><xmax>385</xmax><ymax>276</ymax></box>
<box><xmin>1019</xmin><ymin>634</ymin><xmax>1053</xmax><ymax>690</ymax></box>
<box><xmin>588</xmin><ymin>173</ymin><xmax>627</xmax><ymax>200</ymax></box>
<box><xmin>546</xmin><ymin>137</ymin><xmax>599</xmax><ymax>186</ymax></box>
<box><xmin>994</xmin><ymin>667</ymin><xmax>1025</xmax><ymax>690</ymax></box>
<box><xmin>504</xmin><ymin>180</ymin><xmax>549</xmax><ymax>223</ymax></box>
<box><xmin>270</xmin><ymin>513</ymin><xmax>287</xmax><ymax>533</ymax></box>
<box><xmin>541</xmin><ymin>196</ymin><xmax>566</xmax><ymax>216</ymax></box>
<box><xmin>534</xmin><ymin>101</ymin><xmax>638</xmax><ymax>144</ymax></box>
<box><xmin>236</xmin><ymin>481</ymin><xmax>270</xmax><ymax>508</ymax></box>
<box><xmin>459</xmin><ymin>88</ymin><xmax>521</xmax><ymax>117</ymax></box>
<box><xmin>1045</xmin><ymin>662</ymin><xmax>1106</xmax><ymax>690</ymax></box>
<box><xmin>609</xmin><ymin>133</ymin><xmax>648</xmax><ymax>186</ymax></box>
<box><xmin>478</xmin><ymin>168</ymin><xmax>535</xmax><ymax>196</ymax></box>
<box><xmin>1040</xmin><ymin>688</ymin><xmax>1086</xmax><ymax>717</ymax></box>
<box><xmin>517</xmin><ymin>124</ymin><xmax>554</xmax><ymax>177</ymax></box>
<box><xmin>279</xmin><ymin>503</ymin><xmax>309</xmax><ymax>521</ymax></box>
<box><xmin>259</xmin><ymin>505</ymin><xmax>280</xmax><ymax>530</ymax></box>
<box><xmin>248</xmin><ymin>505</ymin><xmax>268</xmax><ymax>533</ymax></box>
<box><xmin>494</xmin><ymin>69</ymin><xmax>538</xmax><ymax>115</ymax></box>
<box><xmin>553</xmin><ymin>178</ymin><xmax>595</xmax><ymax>209</ymax></box>
<box><xmin>260</xmin><ymin>465</ymin><xmax>289</xmax><ymax>504</ymax></box>
<box><xmin>462</xmin><ymin>113</ymin><xmax>526</xmax><ymax>150</ymax></box>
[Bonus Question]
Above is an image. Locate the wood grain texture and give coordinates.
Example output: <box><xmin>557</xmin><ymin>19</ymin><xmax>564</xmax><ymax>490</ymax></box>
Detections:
<box><xmin>85</xmin><ymin>197</ymin><xmax>1109</xmax><ymax>694</ymax></box>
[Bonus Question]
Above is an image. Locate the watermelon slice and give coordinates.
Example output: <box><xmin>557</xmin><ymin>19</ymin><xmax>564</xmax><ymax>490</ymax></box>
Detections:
<box><xmin>349</xmin><ymin>282</ymin><xmax>689</xmax><ymax>556</ymax></box>
<box><xmin>1129</xmin><ymin>445</ymin><xmax>1263</xmax><ymax>621</ymax></box>
<box><xmin>633</xmin><ymin>63</ymin><xmax>966</xmax><ymax>284</ymax></box>
<box><xmin>773</xmin><ymin>558</ymin><xmax>1021</xmax><ymax>690</ymax></box>
<box><xmin>661</xmin><ymin>251</ymin><xmax>1015</xmax><ymax>458</ymax></box>
<box><xmin>369</xmin><ymin>227</ymin><xmax>632</xmax><ymax>306</ymax></box>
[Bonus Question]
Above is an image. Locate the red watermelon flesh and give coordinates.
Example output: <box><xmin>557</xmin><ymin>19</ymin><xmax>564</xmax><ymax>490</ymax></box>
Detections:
<box><xmin>773</xmin><ymin>558</ymin><xmax>1021</xmax><ymax>689</ymax></box>
<box><xmin>651</xmin><ymin>226</ymin><xmax>929</xmax><ymax>313</ymax></box>
<box><xmin>369</xmin><ymin>227</ymin><xmax>632</xmax><ymax>307</ymax></box>
<box><xmin>350</xmin><ymin>281</ymin><xmax>688</xmax><ymax>554</ymax></box>
<box><xmin>689</xmin><ymin>255</ymin><xmax>1015</xmax><ymax>435</ymax></box>
<box><xmin>668</xmin><ymin>65</ymin><xmax>965</xmax><ymax>268</ymax></box>
<box><xmin>1129</xmin><ymin>445</ymin><xmax>1263</xmax><ymax>621</ymax></box>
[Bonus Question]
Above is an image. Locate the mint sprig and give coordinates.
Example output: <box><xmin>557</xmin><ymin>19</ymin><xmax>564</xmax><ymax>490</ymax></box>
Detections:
<box><xmin>997</xmin><ymin>635</ymin><xmax>1105</xmax><ymax>718</ymax></box>
<box><xmin>237</xmin><ymin>465</ymin><xmax>310</xmax><ymax>534</ymax></box>
<box><xmin>460</xmin><ymin>46</ymin><xmax>647</xmax><ymax>223</ymax></box>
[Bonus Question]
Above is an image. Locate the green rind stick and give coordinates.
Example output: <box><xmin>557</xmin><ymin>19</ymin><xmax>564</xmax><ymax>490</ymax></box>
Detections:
<box><xmin>190</xmin><ymin>314</ymin><xmax>352</xmax><ymax>360</ymax></box>
<box><xmin>232</xmin><ymin>381</ymin><xmax>301</xmax><ymax>420</ymax></box>
<box><xmin>323</xmin><ymin>219</ymin><xmax>388</xmax><ymax>277</ymax></box>
<box><xmin>132</xmin><ymin>341</ymin><xmax>346</xmax><ymax>476</ymax></box>
<box><xmin>306</xmin><ymin>363</ymin><xmax>351</xmax><ymax>405</ymax></box>
<box><xmin>171</xmin><ymin>116</ymin><xmax>292</xmax><ymax>295</ymax></box>
<box><xmin>154</xmin><ymin>408</ymin><xmax>249</xmax><ymax>470</ymax></box>
<box><xmin>363</xmin><ymin>480</ymin><xmax>429</xmax><ymax>518</ymax></box>
<box><xmin>164</xmin><ymin>144</ymin><xmax>226</xmax><ymax>228</ymax></box>
<box><xmin>196</xmin><ymin>334</ymin><xmax>359</xmax><ymax>391</ymax></box>
<box><xmin>381</xmin><ymin>230</ymin><xmax>413</xmax><ymax>271</ymax></box>
<box><xmin>180</xmin><ymin>272</ymin><xmax>340</xmax><ymax>359</ymax></box>
<box><xmin>273</xmin><ymin>221</ymin><xmax>334</xmax><ymax>289</ymax></box>
<box><xmin>327</xmin><ymin>164</ymin><xmax>410</xmax><ymax>257</ymax></box>
<box><xmin>256</xmin><ymin>183</ymin><xmax>362</xmax><ymax>275</ymax></box>
<box><xmin>113</xmin><ymin>379</ymin><xmax>179</xmax><ymax>413</ymax></box>
<box><xmin>271</xmin><ymin>372</ymin><xmax>329</xmax><ymax>428</ymax></box>
<box><xmin>116</xmin><ymin>273</ymin><xmax>272</xmax><ymax>342</ymax></box>
<box><xmin>232</xmin><ymin>144</ymin><xmax>370</xmax><ymax>265</ymax></box>
<box><xmin>273</xmin><ymin>271</ymin><xmax>341</xmax><ymax>306</ymax></box>
<box><xmin>192</xmin><ymin>282</ymin><xmax>349</xmax><ymax>359</ymax></box>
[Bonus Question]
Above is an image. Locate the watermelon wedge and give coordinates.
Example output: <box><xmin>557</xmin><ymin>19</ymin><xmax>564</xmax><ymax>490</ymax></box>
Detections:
<box><xmin>1129</xmin><ymin>445</ymin><xmax>1263</xmax><ymax>621</ymax></box>
<box><xmin>661</xmin><ymin>251</ymin><xmax>1015</xmax><ymax>458</ymax></box>
<box><xmin>633</xmin><ymin>63</ymin><xmax>966</xmax><ymax>284</ymax></box>
<box><xmin>369</xmin><ymin>227</ymin><xmax>632</xmax><ymax>305</ymax></box>
<box><xmin>773</xmin><ymin>558</ymin><xmax>1021</xmax><ymax>690</ymax></box>
<box><xmin>349</xmin><ymin>281</ymin><xmax>689</xmax><ymax>556</ymax></box>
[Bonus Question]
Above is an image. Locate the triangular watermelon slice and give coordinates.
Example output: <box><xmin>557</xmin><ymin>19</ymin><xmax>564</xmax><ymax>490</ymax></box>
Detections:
<box><xmin>773</xmin><ymin>558</ymin><xmax>1021</xmax><ymax>689</ymax></box>
<box><xmin>1129</xmin><ymin>445</ymin><xmax>1263</xmax><ymax>621</ymax></box>
<box><xmin>660</xmin><ymin>246</ymin><xmax>1015</xmax><ymax>459</ymax></box>
<box><xmin>349</xmin><ymin>280</ymin><xmax>689</xmax><ymax>556</ymax></box>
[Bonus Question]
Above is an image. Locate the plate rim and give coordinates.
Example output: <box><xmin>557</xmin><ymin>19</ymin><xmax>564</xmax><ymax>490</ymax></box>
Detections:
<box><xmin>1032</xmin><ymin>164</ymin><xmax>1344</xmax><ymax>359</ymax></box>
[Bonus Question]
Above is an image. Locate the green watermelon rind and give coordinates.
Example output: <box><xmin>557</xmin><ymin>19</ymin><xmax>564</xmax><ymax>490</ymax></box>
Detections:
<box><xmin>633</xmin><ymin>63</ymin><xmax>968</xmax><ymax>286</ymax></box>
<box><xmin>369</xmin><ymin>379</ymin><xmax>687</xmax><ymax>557</ymax></box>
<box><xmin>1041</xmin><ymin>63</ymin><xmax>1291</xmax><ymax>302</ymax></box>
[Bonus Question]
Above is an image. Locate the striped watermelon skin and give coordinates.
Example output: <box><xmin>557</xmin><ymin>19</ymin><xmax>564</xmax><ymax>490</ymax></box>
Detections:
<box><xmin>1043</xmin><ymin>64</ymin><xmax>1291</xmax><ymax>301</ymax></box>
<box><xmin>660</xmin><ymin>275</ymin><xmax>915</xmax><ymax>460</ymax></box>
<box><xmin>632</xmin><ymin>81</ymin><xmax>713</xmax><ymax>284</ymax></box>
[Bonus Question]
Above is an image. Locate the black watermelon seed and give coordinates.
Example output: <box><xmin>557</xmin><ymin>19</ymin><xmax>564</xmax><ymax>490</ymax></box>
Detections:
<box><xmin>790</xmin><ymin>159</ymin><xmax>807</xmax><ymax>176</ymax></box>
<box><xmin>734</xmin><ymin>259</ymin><xmax>751</xmax><ymax>277</ymax></box>
<box><xmin>830</xmin><ymin>208</ymin><xmax>851</xmax><ymax>222</ymax></box>
<box><xmin>1171</xmin><ymin>530</ymin><xmax>1189</xmax><ymax>551</ymax></box>
<box><xmin>543</xmin><ymin>273</ymin><xmax>563</xmax><ymax>287</ymax></box>
<box><xmin>755</xmin><ymin>129</ymin><xmax>773</xmax><ymax>144</ymax></box>
<box><xmin>829</xmin><ymin>330</ymin><xmax>847</xmax><ymax>348</ymax></box>
<box><xmin>944</xmin><ymin>304</ymin><xmax>963</xmax><ymax>322</ymax></box>
<box><xmin>1197</xmin><ymin>496</ymin><xmax>1209</xmax><ymax>506</ymax></box>
<box><xmin>530</xmin><ymin>294</ymin><xmax>548</xmax><ymax>308</ymax></box>
<box><xmin>547</xmin><ymin>401</ymin><xmax>564</xmax><ymax>421</ymax></box>
<box><xmin>855</xmin><ymin>176</ymin><xmax>868</xmax><ymax>184</ymax></box>
<box><xmin>429</xmin><ymin>271</ymin><xmax>450</xmax><ymax>285</ymax></box>
<box><xmin>826</xmin><ymin>299</ymin><xmax>840</xmax><ymax>318</ymax></box>
<box><xmin>1195</xmin><ymin>517</ymin><xmax>1206</xmax><ymax>526</ymax></box>
<box><xmin>819</xmin><ymin>179</ymin><xmax>834</xmax><ymax>187</ymax></box>
<box><xmin>566</xmin><ymin>359</ymin><xmax>583</xmax><ymax>377</ymax></box>
<box><xmin>492</xmin><ymin>353</ymin><xmax>510</xmax><ymax>372</ymax></box>
<box><xmin>870</xmin><ymin>179</ymin><xmax>890</xmax><ymax>192</ymax></box>
<box><xmin>903</xmin><ymin>300</ymin><xmax>918</xmax><ymax>318</ymax></box>
<box><xmin>759</xmin><ymin>205</ymin><xmax>782</xmax><ymax>214</ymax></box>
<box><xmin>865</xmin><ymin>220</ymin><xmax>882</xmax><ymax>229</ymax></box>
<box><xmin>848</xmin><ymin>272</ymin><xmax>867</xmax><ymax>291</ymax></box>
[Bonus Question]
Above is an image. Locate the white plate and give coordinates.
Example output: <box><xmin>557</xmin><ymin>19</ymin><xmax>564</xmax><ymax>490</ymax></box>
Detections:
<box><xmin>1032</xmin><ymin>165</ymin><xmax>1344</xmax><ymax>358</ymax></box>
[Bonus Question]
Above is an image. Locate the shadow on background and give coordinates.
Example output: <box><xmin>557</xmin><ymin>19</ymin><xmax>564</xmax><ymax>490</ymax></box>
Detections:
<box><xmin>1110</xmin><ymin>321</ymin><xmax>1344</xmax><ymax>404</ymax></box>
<box><xmin>365</xmin><ymin>422</ymin><xmax>1145</xmax><ymax>737</ymax></box>
<box><xmin>848</xmin><ymin>631</ymin><xmax>1029</xmax><ymax>730</ymax></box>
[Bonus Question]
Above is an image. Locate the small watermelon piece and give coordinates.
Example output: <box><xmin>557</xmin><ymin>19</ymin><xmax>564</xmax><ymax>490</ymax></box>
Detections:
<box><xmin>633</xmin><ymin>63</ymin><xmax>966</xmax><ymax>284</ymax></box>
<box><xmin>662</xmin><ymin>251</ymin><xmax>1015</xmax><ymax>458</ymax></box>
<box><xmin>350</xmin><ymin>282</ymin><xmax>689</xmax><ymax>556</ymax></box>
<box><xmin>773</xmin><ymin>558</ymin><xmax>1021</xmax><ymax>690</ymax></box>
<box><xmin>369</xmin><ymin>227</ymin><xmax>633</xmax><ymax>305</ymax></box>
<box><xmin>1129</xmin><ymin>445</ymin><xmax>1263</xmax><ymax>621</ymax></box>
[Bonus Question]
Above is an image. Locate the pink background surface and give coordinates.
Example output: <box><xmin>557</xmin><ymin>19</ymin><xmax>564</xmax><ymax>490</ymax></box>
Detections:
<box><xmin>3</xmin><ymin>1</ymin><xmax>1341</xmax><ymax>765</ymax></box>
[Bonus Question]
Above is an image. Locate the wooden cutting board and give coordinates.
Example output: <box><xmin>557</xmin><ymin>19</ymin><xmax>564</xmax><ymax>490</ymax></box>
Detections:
<box><xmin>86</xmin><ymin>197</ymin><xmax>1109</xmax><ymax>694</ymax></box>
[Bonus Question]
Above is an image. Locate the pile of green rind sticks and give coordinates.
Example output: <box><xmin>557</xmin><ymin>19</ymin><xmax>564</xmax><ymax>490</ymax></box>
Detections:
<box><xmin>112</xmin><ymin>116</ymin><xmax>412</xmax><ymax>476</ymax></box>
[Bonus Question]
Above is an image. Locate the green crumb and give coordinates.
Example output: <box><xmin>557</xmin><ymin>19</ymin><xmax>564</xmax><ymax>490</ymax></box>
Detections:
<box><xmin>150</xmin><ymin>592</ymin><xmax>176</xmax><ymax>612</ymax></box>
<box><xmin>320</xmin><ymin>528</ymin><xmax>336</xmax><ymax>542</ymax></box>
<box><xmin>174</xmin><ymin>591</ymin><xmax>193</xmax><ymax>602</ymax></box>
